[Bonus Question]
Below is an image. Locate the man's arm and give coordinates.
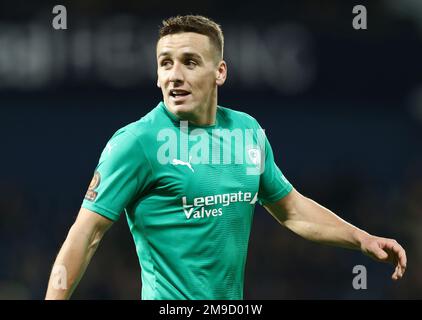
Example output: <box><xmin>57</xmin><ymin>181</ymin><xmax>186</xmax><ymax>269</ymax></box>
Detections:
<box><xmin>45</xmin><ymin>207</ymin><xmax>113</xmax><ymax>299</ymax></box>
<box><xmin>264</xmin><ymin>188</ymin><xmax>407</xmax><ymax>280</ymax></box>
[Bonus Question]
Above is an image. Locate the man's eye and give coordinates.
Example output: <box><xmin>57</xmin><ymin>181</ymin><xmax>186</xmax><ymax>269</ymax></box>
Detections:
<box><xmin>186</xmin><ymin>60</ymin><xmax>197</xmax><ymax>67</ymax></box>
<box><xmin>161</xmin><ymin>60</ymin><xmax>172</xmax><ymax>67</ymax></box>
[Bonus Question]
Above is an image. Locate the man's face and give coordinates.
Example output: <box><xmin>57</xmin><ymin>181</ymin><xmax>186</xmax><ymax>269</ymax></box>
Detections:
<box><xmin>156</xmin><ymin>32</ymin><xmax>224</xmax><ymax>117</ymax></box>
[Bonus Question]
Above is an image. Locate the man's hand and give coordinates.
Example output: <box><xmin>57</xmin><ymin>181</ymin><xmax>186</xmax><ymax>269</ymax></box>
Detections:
<box><xmin>360</xmin><ymin>235</ymin><xmax>407</xmax><ymax>280</ymax></box>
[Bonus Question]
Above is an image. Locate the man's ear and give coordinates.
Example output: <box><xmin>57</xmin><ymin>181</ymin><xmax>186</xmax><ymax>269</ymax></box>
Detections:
<box><xmin>216</xmin><ymin>61</ymin><xmax>227</xmax><ymax>86</ymax></box>
<box><xmin>157</xmin><ymin>80</ymin><xmax>161</xmax><ymax>88</ymax></box>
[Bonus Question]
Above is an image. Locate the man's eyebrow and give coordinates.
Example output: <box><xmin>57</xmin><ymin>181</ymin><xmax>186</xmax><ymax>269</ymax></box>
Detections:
<box><xmin>157</xmin><ymin>51</ymin><xmax>203</xmax><ymax>61</ymax></box>
<box><xmin>182</xmin><ymin>52</ymin><xmax>202</xmax><ymax>61</ymax></box>
<box><xmin>158</xmin><ymin>51</ymin><xmax>170</xmax><ymax>58</ymax></box>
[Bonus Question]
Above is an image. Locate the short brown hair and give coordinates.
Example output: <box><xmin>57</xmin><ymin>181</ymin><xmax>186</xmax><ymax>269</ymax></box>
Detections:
<box><xmin>158</xmin><ymin>15</ymin><xmax>224</xmax><ymax>60</ymax></box>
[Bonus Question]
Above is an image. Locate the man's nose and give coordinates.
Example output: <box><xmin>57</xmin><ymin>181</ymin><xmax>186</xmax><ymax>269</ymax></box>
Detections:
<box><xmin>168</xmin><ymin>62</ymin><xmax>184</xmax><ymax>83</ymax></box>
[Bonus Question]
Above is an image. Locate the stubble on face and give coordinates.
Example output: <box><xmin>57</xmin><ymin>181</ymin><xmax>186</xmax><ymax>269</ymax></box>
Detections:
<box><xmin>156</xmin><ymin>33</ymin><xmax>220</xmax><ymax>124</ymax></box>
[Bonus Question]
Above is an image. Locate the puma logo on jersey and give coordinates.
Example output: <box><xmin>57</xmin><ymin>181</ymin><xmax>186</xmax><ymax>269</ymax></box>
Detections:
<box><xmin>171</xmin><ymin>156</ymin><xmax>194</xmax><ymax>172</ymax></box>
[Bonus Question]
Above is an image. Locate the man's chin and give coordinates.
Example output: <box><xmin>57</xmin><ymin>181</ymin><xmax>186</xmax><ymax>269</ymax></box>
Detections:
<box><xmin>168</xmin><ymin>102</ymin><xmax>195</xmax><ymax>117</ymax></box>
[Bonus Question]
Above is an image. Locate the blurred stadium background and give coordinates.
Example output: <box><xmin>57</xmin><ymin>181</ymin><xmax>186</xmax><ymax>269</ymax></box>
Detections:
<box><xmin>0</xmin><ymin>0</ymin><xmax>421</xmax><ymax>299</ymax></box>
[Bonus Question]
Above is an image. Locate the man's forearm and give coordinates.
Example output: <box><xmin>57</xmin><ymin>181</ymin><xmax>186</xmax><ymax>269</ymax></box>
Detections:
<box><xmin>45</xmin><ymin>224</ymin><xmax>101</xmax><ymax>299</ymax></box>
<box><xmin>283</xmin><ymin>196</ymin><xmax>369</xmax><ymax>250</ymax></box>
<box><xmin>266</xmin><ymin>189</ymin><xmax>407</xmax><ymax>280</ymax></box>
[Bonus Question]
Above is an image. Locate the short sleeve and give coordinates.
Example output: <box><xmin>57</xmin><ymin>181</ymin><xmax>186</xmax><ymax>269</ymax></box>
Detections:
<box><xmin>81</xmin><ymin>128</ymin><xmax>153</xmax><ymax>221</ymax></box>
<box><xmin>257</xmin><ymin>128</ymin><xmax>293</xmax><ymax>205</ymax></box>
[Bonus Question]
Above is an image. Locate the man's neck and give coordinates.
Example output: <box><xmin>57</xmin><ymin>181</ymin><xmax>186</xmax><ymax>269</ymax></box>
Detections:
<box><xmin>165</xmin><ymin>100</ymin><xmax>218</xmax><ymax>126</ymax></box>
<box><xmin>187</xmin><ymin>103</ymin><xmax>217</xmax><ymax>126</ymax></box>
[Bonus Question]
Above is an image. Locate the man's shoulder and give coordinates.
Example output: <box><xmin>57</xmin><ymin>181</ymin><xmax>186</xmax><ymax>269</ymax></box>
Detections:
<box><xmin>101</xmin><ymin>104</ymin><xmax>165</xmax><ymax>161</ymax></box>
<box><xmin>218</xmin><ymin>105</ymin><xmax>259</xmax><ymax>128</ymax></box>
<box><xmin>112</xmin><ymin>103</ymin><xmax>166</xmax><ymax>140</ymax></box>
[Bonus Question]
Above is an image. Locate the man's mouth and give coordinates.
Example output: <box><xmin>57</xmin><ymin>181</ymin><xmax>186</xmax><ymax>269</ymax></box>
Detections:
<box><xmin>169</xmin><ymin>89</ymin><xmax>191</xmax><ymax>98</ymax></box>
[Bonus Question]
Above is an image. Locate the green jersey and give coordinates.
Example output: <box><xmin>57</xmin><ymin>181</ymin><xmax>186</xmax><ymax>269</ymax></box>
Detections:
<box><xmin>82</xmin><ymin>101</ymin><xmax>292</xmax><ymax>300</ymax></box>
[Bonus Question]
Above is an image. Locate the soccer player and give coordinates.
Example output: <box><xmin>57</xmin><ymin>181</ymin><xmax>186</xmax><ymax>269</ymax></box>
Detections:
<box><xmin>45</xmin><ymin>15</ymin><xmax>407</xmax><ymax>300</ymax></box>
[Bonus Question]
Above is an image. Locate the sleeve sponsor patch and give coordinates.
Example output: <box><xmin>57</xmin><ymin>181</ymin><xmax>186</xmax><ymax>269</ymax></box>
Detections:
<box><xmin>84</xmin><ymin>171</ymin><xmax>101</xmax><ymax>201</ymax></box>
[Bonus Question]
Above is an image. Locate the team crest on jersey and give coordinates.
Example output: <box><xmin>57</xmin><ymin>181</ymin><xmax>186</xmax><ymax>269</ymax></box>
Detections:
<box><xmin>85</xmin><ymin>171</ymin><xmax>101</xmax><ymax>201</ymax></box>
<box><xmin>247</xmin><ymin>148</ymin><xmax>261</xmax><ymax>166</ymax></box>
